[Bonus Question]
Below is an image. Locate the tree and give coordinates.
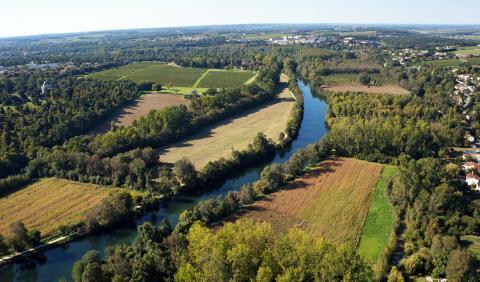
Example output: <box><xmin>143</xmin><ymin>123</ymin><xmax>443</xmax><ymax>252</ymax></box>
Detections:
<box><xmin>87</xmin><ymin>192</ymin><xmax>134</xmax><ymax>229</ymax></box>
<box><xmin>358</xmin><ymin>73</ymin><xmax>371</xmax><ymax>86</ymax></box>
<box><xmin>174</xmin><ymin>263</ymin><xmax>200</xmax><ymax>282</ymax></box>
<box><xmin>8</xmin><ymin>221</ymin><xmax>40</xmax><ymax>252</ymax></box>
<box><xmin>173</xmin><ymin>158</ymin><xmax>198</xmax><ymax>189</ymax></box>
<box><xmin>238</xmin><ymin>183</ymin><xmax>256</xmax><ymax>205</ymax></box>
<box><xmin>204</xmin><ymin>88</ymin><xmax>218</xmax><ymax>96</ymax></box>
<box><xmin>134</xmin><ymin>220</ymin><xmax>171</xmax><ymax>255</ymax></box>
<box><xmin>256</xmin><ymin>266</ymin><xmax>274</xmax><ymax>282</ymax></box>
<box><xmin>152</xmin><ymin>83</ymin><xmax>162</xmax><ymax>91</ymax></box>
<box><xmin>260</xmin><ymin>163</ymin><xmax>284</xmax><ymax>190</ymax></box>
<box><xmin>387</xmin><ymin>267</ymin><xmax>405</xmax><ymax>282</ymax></box>
<box><xmin>71</xmin><ymin>250</ymin><xmax>103</xmax><ymax>282</ymax></box>
<box><xmin>0</xmin><ymin>234</ymin><xmax>9</xmax><ymax>256</ymax></box>
<box><xmin>81</xmin><ymin>263</ymin><xmax>105</xmax><ymax>282</ymax></box>
<box><xmin>445</xmin><ymin>249</ymin><xmax>477</xmax><ymax>282</ymax></box>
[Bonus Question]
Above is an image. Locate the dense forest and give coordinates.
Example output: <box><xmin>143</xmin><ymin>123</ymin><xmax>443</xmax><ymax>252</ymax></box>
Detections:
<box><xmin>0</xmin><ymin>72</ymin><xmax>141</xmax><ymax>178</ymax></box>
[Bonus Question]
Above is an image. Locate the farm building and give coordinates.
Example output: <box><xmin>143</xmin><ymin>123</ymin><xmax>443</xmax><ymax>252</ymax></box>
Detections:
<box><xmin>463</xmin><ymin>162</ymin><xmax>480</xmax><ymax>172</ymax></box>
<box><xmin>466</xmin><ymin>173</ymin><xmax>480</xmax><ymax>191</ymax></box>
<box><xmin>462</xmin><ymin>151</ymin><xmax>480</xmax><ymax>162</ymax></box>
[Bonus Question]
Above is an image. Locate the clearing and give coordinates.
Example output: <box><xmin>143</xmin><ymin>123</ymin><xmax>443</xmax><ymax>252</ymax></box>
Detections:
<box><xmin>223</xmin><ymin>158</ymin><xmax>384</xmax><ymax>245</ymax></box>
<box><xmin>89</xmin><ymin>93</ymin><xmax>189</xmax><ymax>135</ymax></box>
<box><xmin>0</xmin><ymin>178</ymin><xmax>120</xmax><ymax>237</ymax></box>
<box><xmin>157</xmin><ymin>74</ymin><xmax>294</xmax><ymax>169</ymax></box>
<box><xmin>321</xmin><ymin>84</ymin><xmax>410</xmax><ymax>96</ymax></box>
<box><xmin>358</xmin><ymin>165</ymin><xmax>399</xmax><ymax>263</ymax></box>
<box><xmin>87</xmin><ymin>62</ymin><xmax>255</xmax><ymax>93</ymax></box>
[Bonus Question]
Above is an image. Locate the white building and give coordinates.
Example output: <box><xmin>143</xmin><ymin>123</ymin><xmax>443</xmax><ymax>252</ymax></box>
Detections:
<box><xmin>466</xmin><ymin>173</ymin><xmax>480</xmax><ymax>191</ymax></box>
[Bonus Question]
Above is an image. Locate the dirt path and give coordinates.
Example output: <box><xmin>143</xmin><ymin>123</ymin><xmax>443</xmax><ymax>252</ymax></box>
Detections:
<box><xmin>192</xmin><ymin>69</ymin><xmax>210</xmax><ymax>88</ymax></box>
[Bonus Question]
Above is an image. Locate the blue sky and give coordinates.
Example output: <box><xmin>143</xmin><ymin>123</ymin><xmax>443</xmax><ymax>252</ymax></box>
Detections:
<box><xmin>1</xmin><ymin>0</ymin><xmax>479</xmax><ymax>37</ymax></box>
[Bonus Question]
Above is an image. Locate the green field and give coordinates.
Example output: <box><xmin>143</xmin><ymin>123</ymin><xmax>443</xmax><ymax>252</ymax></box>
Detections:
<box><xmin>87</xmin><ymin>62</ymin><xmax>255</xmax><ymax>93</ymax></box>
<box><xmin>358</xmin><ymin>165</ymin><xmax>399</xmax><ymax>263</ymax></box>
<box><xmin>197</xmin><ymin>70</ymin><xmax>255</xmax><ymax>88</ymax></box>
<box><xmin>88</xmin><ymin>62</ymin><xmax>206</xmax><ymax>86</ymax></box>
<box><xmin>321</xmin><ymin>73</ymin><xmax>397</xmax><ymax>86</ymax></box>
<box><xmin>455</xmin><ymin>46</ymin><xmax>480</xmax><ymax>56</ymax></box>
<box><xmin>422</xmin><ymin>57</ymin><xmax>480</xmax><ymax>67</ymax></box>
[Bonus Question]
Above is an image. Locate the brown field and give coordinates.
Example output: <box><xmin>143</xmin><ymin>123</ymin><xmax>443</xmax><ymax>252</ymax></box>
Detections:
<box><xmin>322</xmin><ymin>84</ymin><xmax>410</xmax><ymax>96</ymax></box>
<box><xmin>157</xmin><ymin>74</ymin><xmax>294</xmax><ymax>169</ymax></box>
<box><xmin>223</xmin><ymin>158</ymin><xmax>383</xmax><ymax>245</ymax></box>
<box><xmin>90</xmin><ymin>93</ymin><xmax>189</xmax><ymax>135</ymax></box>
<box><xmin>0</xmin><ymin>178</ymin><xmax>117</xmax><ymax>237</ymax></box>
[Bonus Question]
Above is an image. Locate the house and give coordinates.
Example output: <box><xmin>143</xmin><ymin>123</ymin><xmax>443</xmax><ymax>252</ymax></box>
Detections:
<box><xmin>466</xmin><ymin>173</ymin><xmax>480</xmax><ymax>191</ymax></box>
<box><xmin>463</xmin><ymin>162</ymin><xmax>480</xmax><ymax>171</ymax></box>
<box><xmin>462</xmin><ymin>151</ymin><xmax>480</xmax><ymax>162</ymax></box>
<box><xmin>467</xmin><ymin>135</ymin><xmax>476</xmax><ymax>143</ymax></box>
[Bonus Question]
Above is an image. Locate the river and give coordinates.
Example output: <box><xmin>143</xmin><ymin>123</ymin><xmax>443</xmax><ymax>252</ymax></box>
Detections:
<box><xmin>1</xmin><ymin>80</ymin><xmax>328</xmax><ymax>282</ymax></box>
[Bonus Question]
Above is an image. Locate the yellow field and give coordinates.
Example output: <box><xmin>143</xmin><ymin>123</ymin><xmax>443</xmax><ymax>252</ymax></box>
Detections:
<box><xmin>0</xmin><ymin>178</ymin><xmax>117</xmax><ymax>237</ymax></box>
<box><xmin>226</xmin><ymin>158</ymin><xmax>383</xmax><ymax>245</ymax></box>
<box><xmin>322</xmin><ymin>84</ymin><xmax>410</xmax><ymax>96</ymax></box>
<box><xmin>157</xmin><ymin>74</ymin><xmax>294</xmax><ymax>168</ymax></box>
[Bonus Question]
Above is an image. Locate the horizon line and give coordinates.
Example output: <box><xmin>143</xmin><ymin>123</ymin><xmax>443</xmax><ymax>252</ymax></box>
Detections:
<box><xmin>2</xmin><ymin>22</ymin><xmax>480</xmax><ymax>40</ymax></box>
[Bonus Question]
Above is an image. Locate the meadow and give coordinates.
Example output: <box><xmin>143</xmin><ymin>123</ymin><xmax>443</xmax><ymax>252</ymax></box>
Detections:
<box><xmin>88</xmin><ymin>62</ymin><xmax>206</xmax><ymax>86</ymax></box>
<box><xmin>422</xmin><ymin>57</ymin><xmax>480</xmax><ymax>67</ymax></box>
<box><xmin>454</xmin><ymin>46</ymin><xmax>480</xmax><ymax>56</ymax></box>
<box><xmin>90</xmin><ymin>93</ymin><xmax>189</xmax><ymax>135</ymax></box>
<box><xmin>226</xmin><ymin>158</ymin><xmax>384</xmax><ymax>245</ymax></box>
<box><xmin>157</xmin><ymin>79</ymin><xmax>294</xmax><ymax>168</ymax></box>
<box><xmin>0</xmin><ymin>178</ymin><xmax>121</xmax><ymax>237</ymax></box>
<box><xmin>197</xmin><ymin>70</ymin><xmax>256</xmax><ymax>88</ymax></box>
<box><xmin>358</xmin><ymin>165</ymin><xmax>399</xmax><ymax>263</ymax></box>
<box><xmin>87</xmin><ymin>62</ymin><xmax>255</xmax><ymax>91</ymax></box>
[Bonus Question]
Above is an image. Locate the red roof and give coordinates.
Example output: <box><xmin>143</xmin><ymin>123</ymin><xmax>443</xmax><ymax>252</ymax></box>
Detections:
<box><xmin>466</xmin><ymin>172</ymin><xmax>480</xmax><ymax>180</ymax></box>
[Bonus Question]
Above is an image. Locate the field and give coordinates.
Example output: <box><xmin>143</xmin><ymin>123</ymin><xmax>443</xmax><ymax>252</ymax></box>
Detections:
<box><xmin>87</xmin><ymin>62</ymin><xmax>255</xmax><ymax>93</ymax></box>
<box><xmin>321</xmin><ymin>73</ymin><xmax>398</xmax><ymax>86</ymax></box>
<box><xmin>0</xmin><ymin>178</ymin><xmax>119</xmax><ymax>237</ymax></box>
<box><xmin>358</xmin><ymin>166</ymin><xmax>399</xmax><ymax>263</ymax></box>
<box><xmin>157</xmin><ymin>75</ymin><xmax>294</xmax><ymax>168</ymax></box>
<box><xmin>88</xmin><ymin>62</ymin><xmax>206</xmax><ymax>86</ymax></box>
<box><xmin>322</xmin><ymin>84</ymin><xmax>410</xmax><ymax>96</ymax></box>
<box><xmin>90</xmin><ymin>93</ymin><xmax>189</xmax><ymax>135</ymax></box>
<box><xmin>224</xmin><ymin>158</ymin><xmax>384</xmax><ymax>245</ymax></box>
<box><xmin>197</xmin><ymin>70</ymin><xmax>255</xmax><ymax>88</ymax></box>
<box><xmin>454</xmin><ymin>46</ymin><xmax>480</xmax><ymax>56</ymax></box>
<box><xmin>422</xmin><ymin>57</ymin><xmax>480</xmax><ymax>67</ymax></box>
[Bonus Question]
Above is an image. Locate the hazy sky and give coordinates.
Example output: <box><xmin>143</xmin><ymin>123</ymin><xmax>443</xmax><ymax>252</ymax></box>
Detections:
<box><xmin>1</xmin><ymin>0</ymin><xmax>479</xmax><ymax>37</ymax></box>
